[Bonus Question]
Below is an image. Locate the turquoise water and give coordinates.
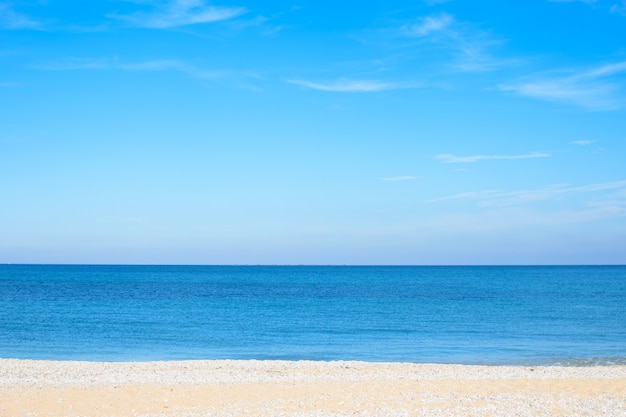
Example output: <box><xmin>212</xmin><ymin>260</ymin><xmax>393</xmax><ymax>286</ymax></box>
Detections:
<box><xmin>1</xmin><ymin>265</ymin><xmax>625</xmax><ymax>364</ymax></box>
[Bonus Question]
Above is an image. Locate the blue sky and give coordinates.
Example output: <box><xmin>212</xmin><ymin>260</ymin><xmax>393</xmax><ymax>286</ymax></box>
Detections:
<box><xmin>1</xmin><ymin>0</ymin><xmax>625</xmax><ymax>264</ymax></box>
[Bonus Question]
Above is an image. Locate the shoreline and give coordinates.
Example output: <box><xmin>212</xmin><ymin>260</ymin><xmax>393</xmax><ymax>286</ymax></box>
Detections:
<box><xmin>2</xmin><ymin>359</ymin><xmax>625</xmax><ymax>416</ymax></box>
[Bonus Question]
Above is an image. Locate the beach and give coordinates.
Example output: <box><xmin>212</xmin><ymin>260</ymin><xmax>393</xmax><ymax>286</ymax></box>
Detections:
<box><xmin>1</xmin><ymin>359</ymin><xmax>625</xmax><ymax>417</ymax></box>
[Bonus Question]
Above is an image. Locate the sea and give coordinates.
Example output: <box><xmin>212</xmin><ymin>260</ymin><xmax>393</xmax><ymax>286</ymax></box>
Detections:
<box><xmin>1</xmin><ymin>265</ymin><xmax>625</xmax><ymax>365</ymax></box>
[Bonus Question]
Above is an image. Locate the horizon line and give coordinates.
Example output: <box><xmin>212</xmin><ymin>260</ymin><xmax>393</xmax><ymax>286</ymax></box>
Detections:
<box><xmin>2</xmin><ymin>263</ymin><xmax>624</xmax><ymax>267</ymax></box>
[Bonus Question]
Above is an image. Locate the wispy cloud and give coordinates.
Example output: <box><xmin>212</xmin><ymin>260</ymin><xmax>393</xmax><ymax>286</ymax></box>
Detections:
<box><xmin>428</xmin><ymin>180</ymin><xmax>626</xmax><ymax>207</ymax></box>
<box><xmin>428</xmin><ymin>189</ymin><xmax>503</xmax><ymax>203</ymax></box>
<box><xmin>401</xmin><ymin>13</ymin><xmax>454</xmax><ymax>37</ymax></box>
<box><xmin>570</xmin><ymin>140</ymin><xmax>593</xmax><ymax>145</ymax></box>
<box><xmin>110</xmin><ymin>0</ymin><xmax>246</xmax><ymax>28</ymax></box>
<box><xmin>436</xmin><ymin>152</ymin><xmax>550</xmax><ymax>163</ymax></box>
<box><xmin>499</xmin><ymin>61</ymin><xmax>626</xmax><ymax>110</ymax></box>
<box><xmin>586</xmin><ymin>61</ymin><xmax>626</xmax><ymax>77</ymax></box>
<box><xmin>288</xmin><ymin>78</ymin><xmax>413</xmax><ymax>93</ymax></box>
<box><xmin>0</xmin><ymin>3</ymin><xmax>39</xmax><ymax>29</ymax></box>
<box><xmin>612</xmin><ymin>1</ymin><xmax>626</xmax><ymax>14</ymax></box>
<box><xmin>118</xmin><ymin>60</ymin><xmax>228</xmax><ymax>78</ymax></box>
<box><xmin>548</xmin><ymin>0</ymin><xmax>598</xmax><ymax>3</ymax></box>
<box><xmin>382</xmin><ymin>176</ymin><xmax>417</xmax><ymax>182</ymax></box>
<box><xmin>35</xmin><ymin>58</ymin><xmax>242</xmax><ymax>81</ymax></box>
<box><xmin>37</xmin><ymin>58</ymin><xmax>111</xmax><ymax>71</ymax></box>
<box><xmin>455</xmin><ymin>43</ymin><xmax>519</xmax><ymax>72</ymax></box>
<box><xmin>550</xmin><ymin>0</ymin><xmax>626</xmax><ymax>15</ymax></box>
<box><xmin>396</xmin><ymin>13</ymin><xmax>515</xmax><ymax>73</ymax></box>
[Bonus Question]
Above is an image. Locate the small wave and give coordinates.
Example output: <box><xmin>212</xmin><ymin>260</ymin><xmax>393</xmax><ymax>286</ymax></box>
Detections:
<box><xmin>550</xmin><ymin>357</ymin><xmax>626</xmax><ymax>367</ymax></box>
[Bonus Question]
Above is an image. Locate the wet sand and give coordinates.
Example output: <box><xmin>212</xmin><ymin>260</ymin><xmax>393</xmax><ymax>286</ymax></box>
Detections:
<box><xmin>1</xmin><ymin>359</ymin><xmax>625</xmax><ymax>416</ymax></box>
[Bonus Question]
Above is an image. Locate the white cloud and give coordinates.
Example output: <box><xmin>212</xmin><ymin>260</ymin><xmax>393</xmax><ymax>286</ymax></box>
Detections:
<box><xmin>119</xmin><ymin>60</ymin><xmax>228</xmax><ymax>78</ymax></box>
<box><xmin>382</xmin><ymin>176</ymin><xmax>417</xmax><ymax>182</ymax></box>
<box><xmin>0</xmin><ymin>3</ymin><xmax>39</xmax><ymax>29</ymax></box>
<box><xmin>499</xmin><ymin>61</ymin><xmax>626</xmax><ymax>110</ymax></box>
<box><xmin>436</xmin><ymin>152</ymin><xmax>550</xmax><ymax>163</ymax></box>
<box><xmin>35</xmin><ymin>58</ymin><xmax>242</xmax><ymax>81</ymax></box>
<box><xmin>454</xmin><ymin>41</ymin><xmax>520</xmax><ymax>73</ymax></box>
<box><xmin>396</xmin><ymin>13</ymin><xmax>514</xmax><ymax>73</ymax></box>
<box><xmin>586</xmin><ymin>61</ymin><xmax>626</xmax><ymax>77</ymax></box>
<box><xmin>428</xmin><ymin>190</ymin><xmax>503</xmax><ymax>202</ymax></box>
<box><xmin>288</xmin><ymin>78</ymin><xmax>411</xmax><ymax>93</ymax></box>
<box><xmin>110</xmin><ymin>0</ymin><xmax>246</xmax><ymax>28</ymax></box>
<box><xmin>499</xmin><ymin>80</ymin><xmax>614</xmax><ymax>109</ymax></box>
<box><xmin>570</xmin><ymin>140</ymin><xmax>593</xmax><ymax>145</ymax></box>
<box><xmin>428</xmin><ymin>180</ymin><xmax>626</xmax><ymax>207</ymax></box>
<box><xmin>36</xmin><ymin>58</ymin><xmax>111</xmax><ymax>71</ymax></box>
<box><xmin>612</xmin><ymin>1</ymin><xmax>626</xmax><ymax>14</ymax></box>
<box><xmin>550</xmin><ymin>0</ymin><xmax>626</xmax><ymax>14</ymax></box>
<box><xmin>401</xmin><ymin>13</ymin><xmax>454</xmax><ymax>37</ymax></box>
<box><xmin>548</xmin><ymin>0</ymin><xmax>598</xmax><ymax>3</ymax></box>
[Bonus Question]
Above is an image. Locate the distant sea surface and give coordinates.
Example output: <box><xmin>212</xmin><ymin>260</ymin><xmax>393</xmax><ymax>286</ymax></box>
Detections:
<box><xmin>1</xmin><ymin>265</ymin><xmax>625</xmax><ymax>365</ymax></box>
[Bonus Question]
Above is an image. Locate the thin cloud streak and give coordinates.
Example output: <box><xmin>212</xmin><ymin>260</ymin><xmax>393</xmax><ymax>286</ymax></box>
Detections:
<box><xmin>428</xmin><ymin>180</ymin><xmax>626</xmax><ymax>206</ymax></box>
<box><xmin>499</xmin><ymin>61</ymin><xmax>626</xmax><ymax>110</ymax></box>
<box><xmin>612</xmin><ymin>1</ymin><xmax>626</xmax><ymax>14</ymax></box>
<box><xmin>423</xmin><ymin>0</ymin><xmax>454</xmax><ymax>5</ymax></box>
<box><xmin>401</xmin><ymin>13</ymin><xmax>453</xmax><ymax>37</ymax></box>
<box><xmin>288</xmin><ymin>78</ymin><xmax>413</xmax><ymax>92</ymax></box>
<box><xmin>455</xmin><ymin>44</ymin><xmax>519</xmax><ymax>73</ymax></box>
<box><xmin>36</xmin><ymin>58</ymin><xmax>111</xmax><ymax>71</ymax></box>
<box><xmin>586</xmin><ymin>61</ymin><xmax>626</xmax><ymax>77</ymax></box>
<box><xmin>110</xmin><ymin>0</ymin><xmax>246</xmax><ymax>28</ymax></box>
<box><xmin>382</xmin><ymin>176</ymin><xmax>417</xmax><ymax>182</ymax></box>
<box><xmin>0</xmin><ymin>3</ymin><xmax>39</xmax><ymax>29</ymax></box>
<box><xmin>548</xmin><ymin>0</ymin><xmax>598</xmax><ymax>3</ymax></box>
<box><xmin>436</xmin><ymin>152</ymin><xmax>550</xmax><ymax>163</ymax></box>
<box><xmin>395</xmin><ymin>12</ymin><xmax>516</xmax><ymax>73</ymax></box>
<box><xmin>35</xmin><ymin>58</ymin><xmax>241</xmax><ymax>81</ymax></box>
<box><xmin>119</xmin><ymin>60</ymin><xmax>229</xmax><ymax>79</ymax></box>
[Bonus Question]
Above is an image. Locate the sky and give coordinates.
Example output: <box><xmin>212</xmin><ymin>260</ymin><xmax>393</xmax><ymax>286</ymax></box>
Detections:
<box><xmin>1</xmin><ymin>0</ymin><xmax>626</xmax><ymax>265</ymax></box>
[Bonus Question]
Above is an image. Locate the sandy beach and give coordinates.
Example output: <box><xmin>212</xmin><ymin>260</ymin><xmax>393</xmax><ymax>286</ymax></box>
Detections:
<box><xmin>1</xmin><ymin>359</ymin><xmax>625</xmax><ymax>417</ymax></box>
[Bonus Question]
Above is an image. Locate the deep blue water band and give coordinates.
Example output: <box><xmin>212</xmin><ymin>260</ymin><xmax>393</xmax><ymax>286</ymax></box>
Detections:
<box><xmin>1</xmin><ymin>265</ymin><xmax>625</xmax><ymax>365</ymax></box>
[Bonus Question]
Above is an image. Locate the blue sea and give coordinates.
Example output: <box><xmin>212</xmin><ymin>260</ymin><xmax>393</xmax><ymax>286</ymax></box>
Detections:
<box><xmin>1</xmin><ymin>265</ymin><xmax>625</xmax><ymax>365</ymax></box>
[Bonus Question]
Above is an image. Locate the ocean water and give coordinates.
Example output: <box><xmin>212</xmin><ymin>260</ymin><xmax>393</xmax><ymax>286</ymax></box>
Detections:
<box><xmin>0</xmin><ymin>265</ymin><xmax>625</xmax><ymax>365</ymax></box>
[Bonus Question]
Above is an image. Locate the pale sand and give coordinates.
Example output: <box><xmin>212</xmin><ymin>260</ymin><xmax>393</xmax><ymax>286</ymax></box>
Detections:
<box><xmin>1</xmin><ymin>359</ymin><xmax>625</xmax><ymax>417</ymax></box>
